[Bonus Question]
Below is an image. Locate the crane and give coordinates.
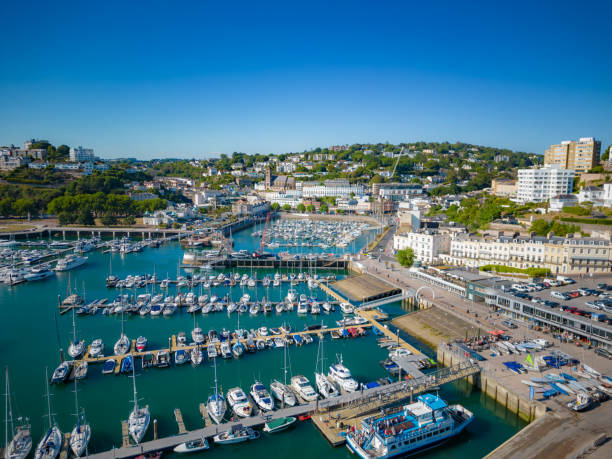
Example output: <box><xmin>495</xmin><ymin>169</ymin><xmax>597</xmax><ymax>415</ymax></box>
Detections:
<box><xmin>258</xmin><ymin>211</ymin><xmax>271</xmax><ymax>255</ymax></box>
<box><xmin>391</xmin><ymin>146</ymin><xmax>405</xmax><ymax>179</ymax></box>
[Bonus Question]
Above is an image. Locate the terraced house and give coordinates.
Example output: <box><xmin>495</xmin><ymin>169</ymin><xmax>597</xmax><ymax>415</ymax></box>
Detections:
<box><xmin>440</xmin><ymin>233</ymin><xmax>612</xmax><ymax>274</ymax></box>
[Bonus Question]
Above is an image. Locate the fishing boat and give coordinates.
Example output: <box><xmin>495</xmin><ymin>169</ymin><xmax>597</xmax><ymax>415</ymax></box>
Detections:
<box><xmin>173</xmin><ymin>438</ymin><xmax>210</xmax><ymax>453</ymax></box>
<box><xmin>35</xmin><ymin>369</ymin><xmax>62</xmax><ymax>459</ymax></box>
<box><xmin>263</xmin><ymin>416</ymin><xmax>297</xmax><ymax>434</ymax></box>
<box><xmin>50</xmin><ymin>362</ymin><xmax>70</xmax><ymax>384</ymax></box>
<box><xmin>227</xmin><ymin>387</ymin><xmax>252</xmax><ymax>417</ymax></box>
<box><xmin>346</xmin><ymin>394</ymin><xmax>474</xmax><ymax>459</ymax></box>
<box><xmin>102</xmin><ymin>359</ymin><xmax>116</xmax><ymax>374</ymax></box>
<box><xmin>567</xmin><ymin>392</ymin><xmax>594</xmax><ymax>412</ymax></box>
<box><xmin>191</xmin><ymin>347</ymin><xmax>203</xmax><ymax>366</ymax></box>
<box><xmin>4</xmin><ymin>368</ymin><xmax>32</xmax><ymax>459</ymax></box>
<box><xmin>135</xmin><ymin>336</ymin><xmax>147</xmax><ymax>352</ymax></box>
<box><xmin>290</xmin><ymin>375</ymin><xmax>318</xmax><ymax>401</ymax></box>
<box><xmin>316</xmin><ymin>336</ymin><xmax>339</xmax><ymax>398</ymax></box>
<box><xmin>328</xmin><ymin>355</ymin><xmax>358</xmax><ymax>392</ymax></box>
<box><xmin>127</xmin><ymin>358</ymin><xmax>150</xmax><ymax>444</ymax></box>
<box><xmin>69</xmin><ymin>380</ymin><xmax>91</xmax><ymax>457</ymax></box>
<box><xmin>206</xmin><ymin>358</ymin><xmax>226</xmax><ymax>424</ymax></box>
<box><xmin>250</xmin><ymin>381</ymin><xmax>275</xmax><ymax>411</ymax></box>
<box><xmin>213</xmin><ymin>426</ymin><xmax>259</xmax><ymax>445</ymax></box>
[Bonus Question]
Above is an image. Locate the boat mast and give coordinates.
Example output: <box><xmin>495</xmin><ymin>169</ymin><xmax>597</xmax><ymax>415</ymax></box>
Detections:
<box><xmin>131</xmin><ymin>354</ymin><xmax>138</xmax><ymax>412</ymax></box>
<box><xmin>73</xmin><ymin>378</ymin><xmax>81</xmax><ymax>427</ymax></box>
<box><xmin>5</xmin><ymin>367</ymin><xmax>13</xmax><ymax>452</ymax></box>
<box><xmin>72</xmin><ymin>305</ymin><xmax>77</xmax><ymax>344</ymax></box>
<box><xmin>44</xmin><ymin>368</ymin><xmax>53</xmax><ymax>429</ymax></box>
<box><xmin>213</xmin><ymin>357</ymin><xmax>219</xmax><ymax>408</ymax></box>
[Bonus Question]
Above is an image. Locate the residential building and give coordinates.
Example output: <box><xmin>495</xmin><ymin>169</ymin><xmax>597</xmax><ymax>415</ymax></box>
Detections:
<box><xmin>69</xmin><ymin>146</ymin><xmax>95</xmax><ymax>162</ymax></box>
<box><xmin>232</xmin><ymin>197</ymin><xmax>270</xmax><ymax>216</ymax></box>
<box><xmin>491</xmin><ymin>179</ymin><xmax>517</xmax><ymax>197</ymax></box>
<box><xmin>373</xmin><ymin>182</ymin><xmax>423</xmax><ymax>200</ymax></box>
<box><xmin>0</xmin><ymin>152</ymin><xmax>30</xmax><ymax>171</ymax></box>
<box><xmin>393</xmin><ymin>230</ymin><xmax>451</xmax><ymax>264</ymax></box>
<box><xmin>276</xmin><ymin>161</ymin><xmax>297</xmax><ymax>173</ymax></box>
<box><xmin>516</xmin><ymin>165</ymin><xmax>574</xmax><ymax>203</ymax></box>
<box><xmin>549</xmin><ymin>194</ymin><xmax>578</xmax><ymax>212</ymax></box>
<box><xmin>300</xmin><ymin>179</ymin><xmax>364</xmax><ymax>198</ymax></box>
<box><xmin>329</xmin><ymin>145</ymin><xmax>348</xmax><ymax>152</ymax></box>
<box><xmin>260</xmin><ymin>191</ymin><xmax>302</xmax><ymax>208</ymax></box>
<box><xmin>441</xmin><ymin>233</ymin><xmax>612</xmax><ymax>274</ymax></box>
<box><xmin>494</xmin><ymin>154</ymin><xmax>509</xmax><ymax>162</ymax></box>
<box><xmin>544</xmin><ymin>137</ymin><xmax>601</xmax><ymax>172</ymax></box>
<box><xmin>312</xmin><ymin>153</ymin><xmax>335</xmax><ymax>161</ymax></box>
<box><xmin>130</xmin><ymin>192</ymin><xmax>158</xmax><ymax>201</ymax></box>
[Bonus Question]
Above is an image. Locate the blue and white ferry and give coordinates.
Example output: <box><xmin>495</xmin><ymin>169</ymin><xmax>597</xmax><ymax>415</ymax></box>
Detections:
<box><xmin>346</xmin><ymin>394</ymin><xmax>473</xmax><ymax>458</ymax></box>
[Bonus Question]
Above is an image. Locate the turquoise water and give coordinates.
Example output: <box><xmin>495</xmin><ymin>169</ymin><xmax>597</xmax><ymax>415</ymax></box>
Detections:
<box><xmin>0</xmin><ymin>230</ymin><xmax>526</xmax><ymax>457</ymax></box>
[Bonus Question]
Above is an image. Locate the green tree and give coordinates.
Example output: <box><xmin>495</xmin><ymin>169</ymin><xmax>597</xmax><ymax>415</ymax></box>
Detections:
<box><xmin>306</xmin><ymin>204</ymin><xmax>315</xmax><ymax>212</ymax></box>
<box><xmin>100</xmin><ymin>215</ymin><xmax>118</xmax><ymax>226</ymax></box>
<box><xmin>297</xmin><ymin>203</ymin><xmax>306</xmax><ymax>212</ymax></box>
<box><xmin>123</xmin><ymin>215</ymin><xmax>136</xmax><ymax>226</ymax></box>
<box><xmin>270</xmin><ymin>202</ymin><xmax>280</xmax><ymax>211</ymax></box>
<box><xmin>58</xmin><ymin>211</ymin><xmax>75</xmax><ymax>225</ymax></box>
<box><xmin>76</xmin><ymin>209</ymin><xmax>95</xmax><ymax>225</ymax></box>
<box><xmin>320</xmin><ymin>203</ymin><xmax>328</xmax><ymax>213</ymax></box>
<box><xmin>282</xmin><ymin>204</ymin><xmax>291</xmax><ymax>211</ymax></box>
<box><xmin>396</xmin><ymin>248</ymin><xmax>415</xmax><ymax>267</ymax></box>
<box><xmin>602</xmin><ymin>145</ymin><xmax>611</xmax><ymax>162</ymax></box>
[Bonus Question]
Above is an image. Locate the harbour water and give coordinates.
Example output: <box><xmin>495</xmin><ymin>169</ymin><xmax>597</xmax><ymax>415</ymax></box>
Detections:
<box><xmin>0</xmin><ymin>224</ymin><xmax>526</xmax><ymax>458</ymax></box>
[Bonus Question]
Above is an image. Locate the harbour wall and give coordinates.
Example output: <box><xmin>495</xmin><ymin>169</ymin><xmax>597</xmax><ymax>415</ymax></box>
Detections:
<box><xmin>437</xmin><ymin>344</ymin><xmax>547</xmax><ymax>422</ymax></box>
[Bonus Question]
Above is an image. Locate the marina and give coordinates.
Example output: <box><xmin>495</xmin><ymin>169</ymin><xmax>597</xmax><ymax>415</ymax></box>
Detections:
<box><xmin>0</xmin><ymin>222</ymin><xmax>527</xmax><ymax>459</ymax></box>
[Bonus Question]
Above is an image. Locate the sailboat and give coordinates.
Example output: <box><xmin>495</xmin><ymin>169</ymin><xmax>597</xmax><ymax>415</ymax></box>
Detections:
<box><xmin>270</xmin><ymin>342</ymin><xmax>297</xmax><ymax>407</ymax></box>
<box><xmin>34</xmin><ymin>369</ymin><xmax>62</xmax><ymax>459</ymax></box>
<box><xmin>4</xmin><ymin>368</ymin><xmax>32</xmax><ymax>459</ymax></box>
<box><xmin>69</xmin><ymin>379</ymin><xmax>90</xmax><ymax>457</ymax></box>
<box><xmin>127</xmin><ymin>356</ymin><xmax>150</xmax><ymax>444</ymax></box>
<box><xmin>67</xmin><ymin>307</ymin><xmax>85</xmax><ymax>359</ymax></box>
<box><xmin>315</xmin><ymin>335</ymin><xmax>339</xmax><ymax>398</ymax></box>
<box><xmin>206</xmin><ymin>358</ymin><xmax>226</xmax><ymax>424</ymax></box>
<box><xmin>114</xmin><ymin>308</ymin><xmax>130</xmax><ymax>355</ymax></box>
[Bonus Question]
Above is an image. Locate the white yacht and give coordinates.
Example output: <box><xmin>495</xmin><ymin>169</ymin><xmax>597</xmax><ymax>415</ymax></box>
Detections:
<box><xmin>89</xmin><ymin>339</ymin><xmax>104</xmax><ymax>358</ymax></box>
<box><xmin>286</xmin><ymin>288</ymin><xmax>297</xmax><ymax>305</ymax></box>
<box><xmin>250</xmin><ymin>381</ymin><xmax>275</xmax><ymax>411</ymax></box>
<box><xmin>290</xmin><ymin>375</ymin><xmax>318</xmax><ymax>402</ymax></box>
<box><xmin>328</xmin><ymin>356</ymin><xmax>358</xmax><ymax>392</ymax></box>
<box><xmin>127</xmin><ymin>360</ymin><xmax>150</xmax><ymax>444</ymax></box>
<box><xmin>206</xmin><ymin>358</ymin><xmax>226</xmax><ymax>424</ymax></box>
<box><xmin>191</xmin><ymin>327</ymin><xmax>205</xmax><ymax>344</ymax></box>
<box><xmin>54</xmin><ymin>255</ymin><xmax>88</xmax><ymax>272</ymax></box>
<box><xmin>297</xmin><ymin>302</ymin><xmax>309</xmax><ymax>315</ymax></box>
<box><xmin>340</xmin><ymin>302</ymin><xmax>354</xmax><ymax>314</ymax></box>
<box><xmin>24</xmin><ymin>267</ymin><xmax>55</xmax><ymax>281</ymax></box>
<box><xmin>227</xmin><ymin>387</ymin><xmax>252</xmax><ymax>418</ymax></box>
<box><xmin>35</xmin><ymin>370</ymin><xmax>61</xmax><ymax>459</ymax></box>
<box><xmin>316</xmin><ymin>336</ymin><xmax>339</xmax><ymax>398</ymax></box>
<box><xmin>4</xmin><ymin>368</ymin><xmax>32</xmax><ymax>459</ymax></box>
<box><xmin>270</xmin><ymin>380</ymin><xmax>297</xmax><ymax>407</ymax></box>
<box><xmin>69</xmin><ymin>381</ymin><xmax>91</xmax><ymax>457</ymax></box>
<box><xmin>114</xmin><ymin>334</ymin><xmax>130</xmax><ymax>355</ymax></box>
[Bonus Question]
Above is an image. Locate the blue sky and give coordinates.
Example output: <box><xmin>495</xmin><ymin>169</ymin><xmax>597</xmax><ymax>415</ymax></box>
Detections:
<box><xmin>1</xmin><ymin>0</ymin><xmax>611</xmax><ymax>158</ymax></box>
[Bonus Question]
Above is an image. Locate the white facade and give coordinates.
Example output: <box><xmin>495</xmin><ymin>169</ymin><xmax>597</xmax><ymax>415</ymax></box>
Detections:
<box><xmin>261</xmin><ymin>191</ymin><xmax>302</xmax><ymax>208</ymax></box>
<box><xmin>300</xmin><ymin>179</ymin><xmax>364</xmax><ymax>198</ymax></box>
<box><xmin>549</xmin><ymin>194</ymin><xmax>578</xmax><ymax>212</ymax></box>
<box><xmin>393</xmin><ymin>231</ymin><xmax>450</xmax><ymax>264</ymax></box>
<box><xmin>69</xmin><ymin>146</ymin><xmax>95</xmax><ymax>162</ymax></box>
<box><xmin>516</xmin><ymin>165</ymin><xmax>574</xmax><ymax>203</ymax></box>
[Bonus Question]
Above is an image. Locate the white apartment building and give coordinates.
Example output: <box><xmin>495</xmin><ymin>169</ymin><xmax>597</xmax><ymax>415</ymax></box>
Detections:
<box><xmin>260</xmin><ymin>191</ymin><xmax>303</xmax><ymax>208</ymax></box>
<box><xmin>393</xmin><ymin>230</ymin><xmax>450</xmax><ymax>264</ymax></box>
<box><xmin>299</xmin><ymin>179</ymin><xmax>365</xmax><ymax>198</ymax></box>
<box><xmin>69</xmin><ymin>146</ymin><xmax>95</xmax><ymax>162</ymax></box>
<box><xmin>516</xmin><ymin>165</ymin><xmax>574</xmax><ymax>203</ymax></box>
<box><xmin>440</xmin><ymin>233</ymin><xmax>612</xmax><ymax>274</ymax></box>
<box><xmin>276</xmin><ymin>161</ymin><xmax>297</xmax><ymax>173</ymax></box>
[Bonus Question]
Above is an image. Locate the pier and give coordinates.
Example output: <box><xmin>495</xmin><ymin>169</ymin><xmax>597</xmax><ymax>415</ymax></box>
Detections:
<box><xmin>84</xmin><ymin>361</ymin><xmax>479</xmax><ymax>459</ymax></box>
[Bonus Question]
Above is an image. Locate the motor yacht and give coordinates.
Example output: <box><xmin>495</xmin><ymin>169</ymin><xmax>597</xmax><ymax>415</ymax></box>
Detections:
<box><xmin>227</xmin><ymin>387</ymin><xmax>252</xmax><ymax>417</ymax></box>
<box><xmin>250</xmin><ymin>381</ymin><xmax>275</xmax><ymax>411</ymax></box>
<box><xmin>328</xmin><ymin>357</ymin><xmax>358</xmax><ymax>392</ymax></box>
<box><xmin>290</xmin><ymin>375</ymin><xmax>318</xmax><ymax>402</ymax></box>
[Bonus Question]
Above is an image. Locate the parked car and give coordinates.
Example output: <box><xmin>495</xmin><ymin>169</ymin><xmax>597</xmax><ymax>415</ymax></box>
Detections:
<box><xmin>595</xmin><ymin>348</ymin><xmax>612</xmax><ymax>360</ymax></box>
<box><xmin>551</xmin><ymin>291</ymin><xmax>569</xmax><ymax>300</ymax></box>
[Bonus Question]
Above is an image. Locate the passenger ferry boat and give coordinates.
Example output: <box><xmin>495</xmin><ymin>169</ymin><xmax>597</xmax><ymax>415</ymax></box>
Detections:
<box><xmin>346</xmin><ymin>394</ymin><xmax>473</xmax><ymax>458</ymax></box>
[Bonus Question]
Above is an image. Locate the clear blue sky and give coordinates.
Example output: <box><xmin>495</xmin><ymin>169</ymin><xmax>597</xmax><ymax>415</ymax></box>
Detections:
<box><xmin>1</xmin><ymin>0</ymin><xmax>611</xmax><ymax>158</ymax></box>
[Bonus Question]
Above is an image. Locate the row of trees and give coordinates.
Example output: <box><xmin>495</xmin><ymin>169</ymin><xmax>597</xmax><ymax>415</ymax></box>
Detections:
<box><xmin>47</xmin><ymin>192</ymin><xmax>166</xmax><ymax>226</ymax></box>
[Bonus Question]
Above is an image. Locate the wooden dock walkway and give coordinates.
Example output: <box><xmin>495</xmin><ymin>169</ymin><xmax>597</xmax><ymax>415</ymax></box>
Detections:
<box><xmin>80</xmin><ymin>324</ymin><xmax>371</xmax><ymax>367</ymax></box>
<box><xmin>174</xmin><ymin>409</ymin><xmax>187</xmax><ymax>434</ymax></box>
<box><xmin>85</xmin><ymin>361</ymin><xmax>480</xmax><ymax>459</ymax></box>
